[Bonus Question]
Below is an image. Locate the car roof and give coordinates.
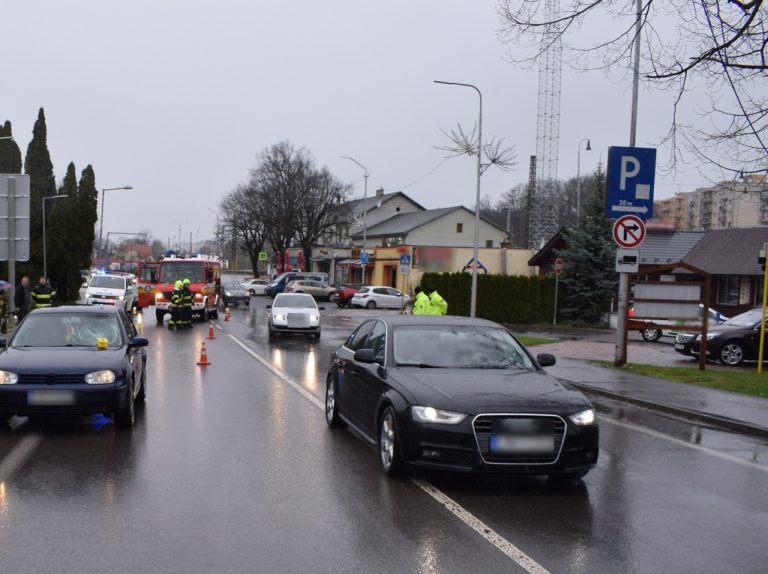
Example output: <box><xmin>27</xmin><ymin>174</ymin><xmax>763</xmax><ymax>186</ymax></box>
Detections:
<box><xmin>31</xmin><ymin>305</ymin><xmax>123</xmax><ymax>315</ymax></box>
<box><xmin>365</xmin><ymin>315</ymin><xmax>503</xmax><ymax>328</ymax></box>
<box><xmin>275</xmin><ymin>292</ymin><xmax>314</xmax><ymax>300</ymax></box>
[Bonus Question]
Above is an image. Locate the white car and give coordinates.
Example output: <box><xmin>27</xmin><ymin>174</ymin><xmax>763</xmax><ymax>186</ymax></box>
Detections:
<box><xmin>350</xmin><ymin>286</ymin><xmax>411</xmax><ymax>310</ymax></box>
<box><xmin>267</xmin><ymin>293</ymin><xmax>324</xmax><ymax>340</ymax></box>
<box><xmin>241</xmin><ymin>278</ymin><xmax>269</xmax><ymax>296</ymax></box>
<box><xmin>85</xmin><ymin>273</ymin><xmax>136</xmax><ymax>311</ymax></box>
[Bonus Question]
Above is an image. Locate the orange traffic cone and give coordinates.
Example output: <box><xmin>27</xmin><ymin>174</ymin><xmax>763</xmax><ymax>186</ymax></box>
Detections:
<box><xmin>196</xmin><ymin>342</ymin><xmax>211</xmax><ymax>366</ymax></box>
<box><xmin>207</xmin><ymin>323</ymin><xmax>216</xmax><ymax>340</ymax></box>
<box><xmin>224</xmin><ymin>306</ymin><xmax>231</xmax><ymax>321</ymax></box>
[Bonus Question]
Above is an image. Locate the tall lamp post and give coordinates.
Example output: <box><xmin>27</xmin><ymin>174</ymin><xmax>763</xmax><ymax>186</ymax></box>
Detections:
<box><xmin>341</xmin><ymin>156</ymin><xmax>369</xmax><ymax>251</ymax></box>
<box><xmin>43</xmin><ymin>194</ymin><xmax>69</xmax><ymax>280</ymax></box>
<box><xmin>207</xmin><ymin>208</ymin><xmax>220</xmax><ymax>258</ymax></box>
<box><xmin>98</xmin><ymin>186</ymin><xmax>133</xmax><ymax>261</ymax></box>
<box><xmin>434</xmin><ymin>79</ymin><xmax>483</xmax><ymax>318</ymax></box>
<box><xmin>171</xmin><ymin>219</ymin><xmax>189</xmax><ymax>252</ymax></box>
<box><xmin>576</xmin><ymin>138</ymin><xmax>591</xmax><ymax>225</ymax></box>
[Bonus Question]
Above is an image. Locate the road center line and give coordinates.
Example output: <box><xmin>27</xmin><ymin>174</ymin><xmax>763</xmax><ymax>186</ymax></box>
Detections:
<box><xmin>600</xmin><ymin>416</ymin><xmax>768</xmax><ymax>473</ymax></box>
<box><xmin>228</xmin><ymin>333</ymin><xmax>550</xmax><ymax>574</ymax></box>
<box><xmin>0</xmin><ymin>433</ymin><xmax>43</xmax><ymax>483</ymax></box>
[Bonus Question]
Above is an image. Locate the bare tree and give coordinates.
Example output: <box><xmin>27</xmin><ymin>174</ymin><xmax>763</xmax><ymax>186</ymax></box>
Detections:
<box><xmin>499</xmin><ymin>0</ymin><xmax>768</xmax><ymax>176</ymax></box>
<box><xmin>219</xmin><ymin>184</ymin><xmax>267</xmax><ymax>277</ymax></box>
<box><xmin>437</xmin><ymin>123</ymin><xmax>518</xmax><ymax>173</ymax></box>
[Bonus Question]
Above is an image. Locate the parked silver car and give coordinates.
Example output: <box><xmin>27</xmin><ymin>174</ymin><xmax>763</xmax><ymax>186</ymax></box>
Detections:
<box><xmin>285</xmin><ymin>280</ymin><xmax>335</xmax><ymax>301</ymax></box>
<box><xmin>241</xmin><ymin>278</ymin><xmax>269</xmax><ymax>296</ymax></box>
<box><xmin>350</xmin><ymin>286</ymin><xmax>411</xmax><ymax>310</ymax></box>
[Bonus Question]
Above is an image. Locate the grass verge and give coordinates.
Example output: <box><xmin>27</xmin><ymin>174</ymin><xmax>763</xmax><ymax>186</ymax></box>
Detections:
<box><xmin>518</xmin><ymin>335</ymin><xmax>559</xmax><ymax>347</ymax></box>
<box><xmin>595</xmin><ymin>361</ymin><xmax>768</xmax><ymax>399</ymax></box>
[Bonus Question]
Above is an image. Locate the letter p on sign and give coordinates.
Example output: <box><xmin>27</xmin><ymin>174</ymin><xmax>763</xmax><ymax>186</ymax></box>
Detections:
<box><xmin>620</xmin><ymin>156</ymin><xmax>640</xmax><ymax>190</ymax></box>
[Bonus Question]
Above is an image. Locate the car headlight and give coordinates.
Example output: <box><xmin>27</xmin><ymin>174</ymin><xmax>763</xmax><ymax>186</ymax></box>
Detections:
<box><xmin>118</xmin><ymin>295</ymin><xmax>125</xmax><ymax>300</ymax></box>
<box><xmin>273</xmin><ymin>313</ymin><xmax>287</xmax><ymax>321</ymax></box>
<box><xmin>0</xmin><ymin>370</ymin><xmax>18</xmax><ymax>385</ymax></box>
<box><xmin>569</xmin><ymin>409</ymin><xmax>596</xmax><ymax>426</ymax></box>
<box><xmin>310</xmin><ymin>315</ymin><xmax>319</xmax><ymax>323</ymax></box>
<box><xmin>155</xmin><ymin>292</ymin><xmax>163</xmax><ymax>300</ymax></box>
<box><xmin>85</xmin><ymin>370</ymin><xmax>116</xmax><ymax>385</ymax></box>
<box><xmin>411</xmin><ymin>406</ymin><xmax>467</xmax><ymax>425</ymax></box>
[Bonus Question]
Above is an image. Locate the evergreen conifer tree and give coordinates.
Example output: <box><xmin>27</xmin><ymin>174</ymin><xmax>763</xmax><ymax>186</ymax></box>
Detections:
<box><xmin>77</xmin><ymin>165</ymin><xmax>98</xmax><ymax>269</ymax></box>
<box><xmin>556</xmin><ymin>164</ymin><xmax>618</xmax><ymax>324</ymax></box>
<box><xmin>23</xmin><ymin>108</ymin><xmax>56</xmax><ymax>278</ymax></box>
<box><xmin>47</xmin><ymin>162</ymin><xmax>81</xmax><ymax>300</ymax></box>
<box><xmin>0</xmin><ymin>121</ymin><xmax>22</xmax><ymax>173</ymax></box>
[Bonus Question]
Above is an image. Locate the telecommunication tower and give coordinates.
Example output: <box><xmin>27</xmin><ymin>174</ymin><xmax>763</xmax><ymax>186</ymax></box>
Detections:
<box><xmin>528</xmin><ymin>0</ymin><xmax>563</xmax><ymax>249</ymax></box>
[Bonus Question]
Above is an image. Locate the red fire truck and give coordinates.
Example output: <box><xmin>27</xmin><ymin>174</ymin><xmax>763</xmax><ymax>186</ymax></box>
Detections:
<box><xmin>153</xmin><ymin>256</ymin><xmax>221</xmax><ymax>324</ymax></box>
<box><xmin>136</xmin><ymin>261</ymin><xmax>160</xmax><ymax>309</ymax></box>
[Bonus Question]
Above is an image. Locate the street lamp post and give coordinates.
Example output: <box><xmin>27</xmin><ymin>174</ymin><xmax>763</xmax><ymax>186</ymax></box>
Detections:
<box><xmin>207</xmin><ymin>208</ymin><xmax>220</xmax><ymax>258</ymax></box>
<box><xmin>434</xmin><ymin>79</ymin><xmax>483</xmax><ymax>318</ymax></box>
<box><xmin>341</xmin><ymin>156</ymin><xmax>370</xmax><ymax>252</ymax></box>
<box><xmin>171</xmin><ymin>219</ymin><xmax>189</xmax><ymax>252</ymax></box>
<box><xmin>43</xmin><ymin>194</ymin><xmax>69</xmax><ymax>280</ymax></box>
<box><xmin>576</xmin><ymin>138</ymin><xmax>591</xmax><ymax>225</ymax></box>
<box><xmin>98</xmin><ymin>186</ymin><xmax>133</xmax><ymax>261</ymax></box>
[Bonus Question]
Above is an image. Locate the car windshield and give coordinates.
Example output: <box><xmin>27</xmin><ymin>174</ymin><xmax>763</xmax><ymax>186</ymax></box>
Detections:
<box><xmin>274</xmin><ymin>294</ymin><xmax>317</xmax><ymax>309</ymax></box>
<box><xmin>393</xmin><ymin>325</ymin><xmax>535</xmax><ymax>369</ymax></box>
<box><xmin>12</xmin><ymin>313</ymin><xmax>123</xmax><ymax>348</ymax></box>
<box><xmin>160</xmin><ymin>261</ymin><xmax>204</xmax><ymax>283</ymax></box>
<box><xmin>89</xmin><ymin>275</ymin><xmax>126</xmax><ymax>289</ymax></box>
<box><xmin>223</xmin><ymin>282</ymin><xmax>241</xmax><ymax>290</ymax></box>
<box><xmin>722</xmin><ymin>308</ymin><xmax>763</xmax><ymax>327</ymax></box>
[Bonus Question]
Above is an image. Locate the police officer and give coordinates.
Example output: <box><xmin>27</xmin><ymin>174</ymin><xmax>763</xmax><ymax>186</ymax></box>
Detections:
<box><xmin>412</xmin><ymin>286</ymin><xmax>431</xmax><ymax>315</ymax></box>
<box><xmin>169</xmin><ymin>280</ymin><xmax>183</xmax><ymax>331</ymax></box>
<box><xmin>427</xmin><ymin>288</ymin><xmax>448</xmax><ymax>316</ymax></box>
<box><xmin>30</xmin><ymin>276</ymin><xmax>56</xmax><ymax>309</ymax></box>
<box><xmin>182</xmin><ymin>278</ymin><xmax>193</xmax><ymax>329</ymax></box>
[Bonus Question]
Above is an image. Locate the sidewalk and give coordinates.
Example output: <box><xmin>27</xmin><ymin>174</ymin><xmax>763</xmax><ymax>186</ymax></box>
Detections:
<box><xmin>546</xmin><ymin>357</ymin><xmax>768</xmax><ymax>438</ymax></box>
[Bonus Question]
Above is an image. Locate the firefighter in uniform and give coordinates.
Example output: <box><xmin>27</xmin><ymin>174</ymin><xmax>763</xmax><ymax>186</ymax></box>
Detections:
<box><xmin>169</xmin><ymin>280</ymin><xmax>183</xmax><ymax>331</ymax></box>
<box><xmin>30</xmin><ymin>276</ymin><xmax>56</xmax><ymax>309</ymax></box>
<box><xmin>428</xmin><ymin>288</ymin><xmax>448</xmax><ymax>315</ymax></box>
<box><xmin>182</xmin><ymin>278</ymin><xmax>193</xmax><ymax>329</ymax></box>
<box><xmin>412</xmin><ymin>286</ymin><xmax>431</xmax><ymax>315</ymax></box>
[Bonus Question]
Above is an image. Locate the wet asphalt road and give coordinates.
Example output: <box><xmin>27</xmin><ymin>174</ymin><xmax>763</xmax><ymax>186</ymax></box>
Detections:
<box><xmin>1</xmin><ymin>297</ymin><xmax>768</xmax><ymax>573</ymax></box>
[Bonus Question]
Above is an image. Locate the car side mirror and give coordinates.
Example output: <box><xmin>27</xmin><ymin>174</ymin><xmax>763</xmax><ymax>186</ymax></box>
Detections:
<box><xmin>354</xmin><ymin>348</ymin><xmax>378</xmax><ymax>364</ymax></box>
<box><xmin>129</xmin><ymin>337</ymin><xmax>149</xmax><ymax>348</ymax></box>
<box><xmin>318</xmin><ymin>306</ymin><xmax>326</xmax><ymax>311</ymax></box>
<box><xmin>537</xmin><ymin>353</ymin><xmax>556</xmax><ymax>367</ymax></box>
<box><xmin>266</xmin><ymin>305</ymin><xmax>272</xmax><ymax>309</ymax></box>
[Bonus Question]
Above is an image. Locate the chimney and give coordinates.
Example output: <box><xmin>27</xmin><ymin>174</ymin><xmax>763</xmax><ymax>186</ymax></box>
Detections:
<box><xmin>375</xmin><ymin>186</ymin><xmax>384</xmax><ymax>198</ymax></box>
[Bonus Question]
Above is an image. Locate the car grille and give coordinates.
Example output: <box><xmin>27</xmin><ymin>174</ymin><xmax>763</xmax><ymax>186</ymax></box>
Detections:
<box><xmin>473</xmin><ymin>414</ymin><xmax>566</xmax><ymax>465</ymax></box>
<box><xmin>676</xmin><ymin>332</ymin><xmax>695</xmax><ymax>344</ymax></box>
<box><xmin>287</xmin><ymin>313</ymin><xmax>310</xmax><ymax>328</ymax></box>
<box><xmin>18</xmin><ymin>373</ymin><xmax>86</xmax><ymax>385</ymax></box>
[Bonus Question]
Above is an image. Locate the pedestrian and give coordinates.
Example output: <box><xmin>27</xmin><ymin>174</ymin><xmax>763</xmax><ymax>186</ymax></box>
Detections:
<box><xmin>14</xmin><ymin>275</ymin><xmax>30</xmax><ymax>321</ymax></box>
<box><xmin>182</xmin><ymin>278</ymin><xmax>193</xmax><ymax>329</ymax></box>
<box><xmin>412</xmin><ymin>286</ymin><xmax>431</xmax><ymax>315</ymax></box>
<box><xmin>169</xmin><ymin>280</ymin><xmax>183</xmax><ymax>331</ymax></box>
<box><xmin>427</xmin><ymin>287</ymin><xmax>448</xmax><ymax>315</ymax></box>
<box><xmin>30</xmin><ymin>275</ymin><xmax>56</xmax><ymax>309</ymax></box>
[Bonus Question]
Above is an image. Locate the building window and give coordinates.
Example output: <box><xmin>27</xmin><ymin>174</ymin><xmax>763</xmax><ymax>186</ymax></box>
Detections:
<box><xmin>456</xmin><ymin>223</ymin><xmax>463</xmax><ymax>233</ymax></box>
<box><xmin>717</xmin><ymin>276</ymin><xmax>740</xmax><ymax>305</ymax></box>
<box><xmin>485</xmin><ymin>240</ymin><xmax>493</xmax><ymax>248</ymax></box>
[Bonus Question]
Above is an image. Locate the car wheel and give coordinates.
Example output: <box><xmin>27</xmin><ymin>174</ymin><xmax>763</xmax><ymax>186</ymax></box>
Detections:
<box><xmin>366</xmin><ymin>301</ymin><xmax>377</xmax><ymax>310</ymax></box>
<box><xmin>201</xmin><ymin>305</ymin><xmax>209</xmax><ymax>323</ymax></box>
<box><xmin>268</xmin><ymin>323</ymin><xmax>276</xmax><ymax>341</ymax></box>
<box><xmin>641</xmin><ymin>328</ymin><xmax>662</xmax><ymax>342</ymax></box>
<box><xmin>313</xmin><ymin>330</ymin><xmax>321</xmax><ymax>341</ymax></box>
<box><xmin>337</xmin><ymin>301</ymin><xmax>345</xmax><ymax>308</ymax></box>
<box><xmin>325</xmin><ymin>377</ymin><xmax>345</xmax><ymax>428</ymax></box>
<box><xmin>114</xmin><ymin>382</ymin><xmax>136</xmax><ymax>429</ymax></box>
<box><xmin>155</xmin><ymin>310</ymin><xmax>164</xmax><ymax>324</ymax></box>
<box><xmin>136</xmin><ymin>361</ymin><xmax>147</xmax><ymax>402</ymax></box>
<box><xmin>249</xmin><ymin>289</ymin><xmax>255</xmax><ymax>296</ymax></box>
<box><xmin>379</xmin><ymin>406</ymin><xmax>404</xmax><ymax>477</ymax></box>
<box><xmin>719</xmin><ymin>341</ymin><xmax>745</xmax><ymax>366</ymax></box>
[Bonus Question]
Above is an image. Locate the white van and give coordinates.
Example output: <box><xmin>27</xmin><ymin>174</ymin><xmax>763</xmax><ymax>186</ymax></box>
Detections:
<box><xmin>85</xmin><ymin>273</ymin><xmax>136</xmax><ymax>310</ymax></box>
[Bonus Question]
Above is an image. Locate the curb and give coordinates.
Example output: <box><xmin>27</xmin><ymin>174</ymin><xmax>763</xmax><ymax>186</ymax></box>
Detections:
<box><xmin>560</xmin><ymin>379</ymin><xmax>768</xmax><ymax>440</ymax></box>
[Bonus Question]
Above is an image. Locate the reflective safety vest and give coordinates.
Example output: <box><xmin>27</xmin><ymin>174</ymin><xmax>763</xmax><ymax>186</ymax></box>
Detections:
<box><xmin>171</xmin><ymin>288</ymin><xmax>184</xmax><ymax>308</ymax></box>
<box><xmin>182</xmin><ymin>287</ymin><xmax>193</xmax><ymax>308</ymax></box>
<box><xmin>30</xmin><ymin>284</ymin><xmax>56</xmax><ymax>308</ymax></box>
<box><xmin>413</xmin><ymin>292</ymin><xmax>431</xmax><ymax>315</ymax></box>
<box><xmin>428</xmin><ymin>291</ymin><xmax>448</xmax><ymax>315</ymax></box>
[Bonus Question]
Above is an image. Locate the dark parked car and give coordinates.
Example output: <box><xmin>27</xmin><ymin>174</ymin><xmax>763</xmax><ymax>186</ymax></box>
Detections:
<box><xmin>683</xmin><ymin>307</ymin><xmax>768</xmax><ymax>366</ymax></box>
<box><xmin>0</xmin><ymin>305</ymin><xmax>147</xmax><ymax>428</ymax></box>
<box><xmin>331</xmin><ymin>283</ymin><xmax>362</xmax><ymax>308</ymax></box>
<box><xmin>325</xmin><ymin>315</ymin><xmax>599</xmax><ymax>477</ymax></box>
<box><xmin>221</xmin><ymin>281</ymin><xmax>250</xmax><ymax>307</ymax></box>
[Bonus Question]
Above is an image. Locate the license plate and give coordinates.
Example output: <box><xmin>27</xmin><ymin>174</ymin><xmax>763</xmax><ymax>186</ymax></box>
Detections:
<box><xmin>28</xmin><ymin>390</ymin><xmax>76</xmax><ymax>406</ymax></box>
<box><xmin>490</xmin><ymin>434</ymin><xmax>554</xmax><ymax>453</ymax></box>
<box><xmin>674</xmin><ymin>343</ymin><xmax>685</xmax><ymax>350</ymax></box>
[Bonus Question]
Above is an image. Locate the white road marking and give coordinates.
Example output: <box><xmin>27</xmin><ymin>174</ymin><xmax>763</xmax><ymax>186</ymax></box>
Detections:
<box><xmin>600</xmin><ymin>416</ymin><xmax>768</xmax><ymax>473</ymax></box>
<box><xmin>0</xmin><ymin>433</ymin><xmax>43</xmax><ymax>483</ymax></box>
<box><xmin>228</xmin><ymin>333</ymin><xmax>550</xmax><ymax>574</ymax></box>
<box><xmin>214</xmin><ymin>323</ymin><xmax>224</xmax><ymax>331</ymax></box>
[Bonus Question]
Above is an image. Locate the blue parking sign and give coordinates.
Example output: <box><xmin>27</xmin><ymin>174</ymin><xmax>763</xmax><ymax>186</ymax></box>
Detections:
<box><xmin>605</xmin><ymin>146</ymin><xmax>656</xmax><ymax>220</ymax></box>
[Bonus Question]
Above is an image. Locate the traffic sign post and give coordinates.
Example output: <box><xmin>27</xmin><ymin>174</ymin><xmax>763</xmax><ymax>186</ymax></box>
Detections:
<box><xmin>554</xmin><ymin>258</ymin><xmax>563</xmax><ymax>275</ymax></box>
<box><xmin>606</xmin><ymin>146</ymin><xmax>656</xmax><ymax>220</ymax></box>
<box><xmin>0</xmin><ymin>175</ymin><xmax>31</xmax><ymax>308</ymax></box>
<box><xmin>612</xmin><ymin>215</ymin><xmax>646</xmax><ymax>248</ymax></box>
<box><xmin>553</xmin><ymin>258</ymin><xmax>562</xmax><ymax>325</ymax></box>
<box><xmin>399</xmin><ymin>254</ymin><xmax>411</xmax><ymax>276</ymax></box>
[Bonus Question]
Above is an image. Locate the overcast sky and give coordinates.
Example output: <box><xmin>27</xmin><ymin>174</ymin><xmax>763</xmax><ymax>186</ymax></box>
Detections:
<box><xmin>2</xmin><ymin>0</ymin><xmax>716</xmax><ymax>246</ymax></box>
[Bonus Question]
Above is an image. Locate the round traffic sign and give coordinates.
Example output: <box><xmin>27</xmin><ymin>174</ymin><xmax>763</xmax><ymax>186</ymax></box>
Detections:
<box><xmin>612</xmin><ymin>215</ymin><xmax>646</xmax><ymax>248</ymax></box>
<box><xmin>554</xmin><ymin>258</ymin><xmax>563</xmax><ymax>275</ymax></box>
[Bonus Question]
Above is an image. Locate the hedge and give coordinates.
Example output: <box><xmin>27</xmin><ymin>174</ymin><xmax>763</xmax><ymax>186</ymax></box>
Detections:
<box><xmin>420</xmin><ymin>272</ymin><xmax>559</xmax><ymax>324</ymax></box>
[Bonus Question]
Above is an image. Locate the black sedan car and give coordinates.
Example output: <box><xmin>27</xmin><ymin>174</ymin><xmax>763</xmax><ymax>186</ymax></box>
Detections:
<box><xmin>325</xmin><ymin>316</ymin><xmax>599</xmax><ymax>478</ymax></box>
<box><xmin>684</xmin><ymin>307</ymin><xmax>767</xmax><ymax>366</ymax></box>
<box><xmin>0</xmin><ymin>305</ymin><xmax>147</xmax><ymax>428</ymax></box>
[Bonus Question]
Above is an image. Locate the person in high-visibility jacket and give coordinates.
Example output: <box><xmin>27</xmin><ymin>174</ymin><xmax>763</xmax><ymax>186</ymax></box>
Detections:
<box><xmin>181</xmin><ymin>278</ymin><xmax>193</xmax><ymax>329</ymax></box>
<box><xmin>412</xmin><ymin>286</ymin><xmax>431</xmax><ymax>315</ymax></box>
<box><xmin>30</xmin><ymin>276</ymin><xmax>56</xmax><ymax>309</ymax></box>
<box><xmin>428</xmin><ymin>288</ymin><xmax>448</xmax><ymax>315</ymax></box>
<box><xmin>168</xmin><ymin>280</ymin><xmax>184</xmax><ymax>331</ymax></box>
